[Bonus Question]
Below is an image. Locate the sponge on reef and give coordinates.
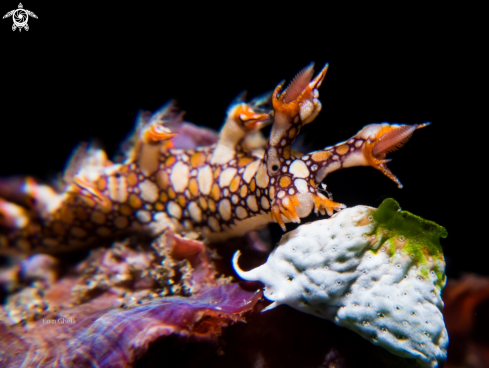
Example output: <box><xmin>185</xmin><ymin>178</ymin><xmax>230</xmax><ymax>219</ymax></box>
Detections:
<box><xmin>234</xmin><ymin>199</ymin><xmax>448</xmax><ymax>368</ymax></box>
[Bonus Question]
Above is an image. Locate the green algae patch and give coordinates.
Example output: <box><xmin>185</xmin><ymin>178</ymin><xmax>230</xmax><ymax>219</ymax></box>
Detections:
<box><xmin>369</xmin><ymin>198</ymin><xmax>447</xmax><ymax>288</ymax></box>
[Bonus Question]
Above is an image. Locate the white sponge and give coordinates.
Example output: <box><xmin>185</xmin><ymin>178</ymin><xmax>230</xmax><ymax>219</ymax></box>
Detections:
<box><xmin>234</xmin><ymin>199</ymin><xmax>448</xmax><ymax>368</ymax></box>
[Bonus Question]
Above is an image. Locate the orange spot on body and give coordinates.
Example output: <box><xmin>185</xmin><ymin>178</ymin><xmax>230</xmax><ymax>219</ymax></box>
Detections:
<box><xmin>168</xmin><ymin>188</ymin><xmax>176</xmax><ymax>199</ymax></box>
<box><xmin>238</xmin><ymin>157</ymin><xmax>254</xmax><ymax>167</ymax></box>
<box><xmin>160</xmin><ymin>192</ymin><xmax>168</xmax><ymax>202</ymax></box>
<box><xmin>208</xmin><ymin>199</ymin><xmax>216</xmax><ymax>212</ymax></box>
<box><xmin>311</xmin><ymin>151</ymin><xmax>332</xmax><ymax>162</ymax></box>
<box><xmin>240</xmin><ymin>185</ymin><xmax>248</xmax><ymax>198</ymax></box>
<box><xmin>199</xmin><ymin>197</ymin><xmax>208</xmax><ymax>210</ymax></box>
<box><xmin>191</xmin><ymin>152</ymin><xmax>207</xmax><ymax>168</ymax></box>
<box><xmin>250</xmin><ymin>179</ymin><xmax>256</xmax><ymax>192</ymax></box>
<box><xmin>177</xmin><ymin>194</ymin><xmax>187</xmax><ymax>208</ymax></box>
<box><xmin>155</xmin><ymin>202</ymin><xmax>164</xmax><ymax>211</ymax></box>
<box><xmin>336</xmin><ymin>144</ymin><xmax>349</xmax><ymax>155</ymax></box>
<box><xmin>280</xmin><ymin>176</ymin><xmax>291</xmax><ymax>188</ymax></box>
<box><xmin>127</xmin><ymin>172</ymin><xmax>139</xmax><ymax>187</ymax></box>
<box><xmin>100</xmin><ymin>203</ymin><xmax>113</xmax><ymax>214</ymax></box>
<box><xmin>230</xmin><ymin>176</ymin><xmax>240</xmax><ymax>192</ymax></box>
<box><xmin>128</xmin><ymin>193</ymin><xmax>142</xmax><ymax>208</ymax></box>
<box><xmin>283</xmin><ymin>146</ymin><xmax>291</xmax><ymax>159</ymax></box>
<box><xmin>211</xmin><ymin>184</ymin><xmax>221</xmax><ymax>201</ymax></box>
<box><xmin>120</xmin><ymin>204</ymin><xmax>133</xmax><ymax>216</ymax></box>
<box><xmin>289</xmin><ymin>127</ymin><xmax>296</xmax><ymax>139</ymax></box>
<box><xmin>189</xmin><ymin>178</ymin><xmax>199</xmax><ymax>197</ymax></box>
<box><xmin>165</xmin><ymin>156</ymin><xmax>176</xmax><ymax>168</ymax></box>
<box><xmin>97</xmin><ymin>177</ymin><xmax>107</xmax><ymax>191</ymax></box>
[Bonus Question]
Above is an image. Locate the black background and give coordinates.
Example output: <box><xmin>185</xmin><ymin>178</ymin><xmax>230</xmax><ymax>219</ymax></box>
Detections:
<box><xmin>0</xmin><ymin>4</ymin><xmax>484</xmax><ymax>277</ymax></box>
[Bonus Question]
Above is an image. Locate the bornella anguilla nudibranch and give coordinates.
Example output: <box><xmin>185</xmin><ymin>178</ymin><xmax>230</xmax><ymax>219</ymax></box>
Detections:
<box><xmin>0</xmin><ymin>63</ymin><xmax>428</xmax><ymax>254</ymax></box>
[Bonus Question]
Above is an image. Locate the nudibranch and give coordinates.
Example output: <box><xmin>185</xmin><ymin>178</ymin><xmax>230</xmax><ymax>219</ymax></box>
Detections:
<box><xmin>233</xmin><ymin>199</ymin><xmax>448</xmax><ymax>368</ymax></box>
<box><xmin>0</xmin><ymin>63</ymin><xmax>427</xmax><ymax>254</ymax></box>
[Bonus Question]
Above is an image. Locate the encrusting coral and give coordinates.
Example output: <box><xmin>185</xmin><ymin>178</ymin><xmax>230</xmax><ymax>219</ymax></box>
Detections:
<box><xmin>234</xmin><ymin>199</ymin><xmax>448</xmax><ymax>368</ymax></box>
<box><xmin>0</xmin><ymin>63</ymin><xmax>449</xmax><ymax>367</ymax></box>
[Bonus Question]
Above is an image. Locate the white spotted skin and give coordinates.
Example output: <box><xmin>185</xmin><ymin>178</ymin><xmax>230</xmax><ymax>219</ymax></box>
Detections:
<box><xmin>138</xmin><ymin>180</ymin><xmax>159</xmax><ymax>202</ymax></box>
<box><xmin>219</xmin><ymin>168</ymin><xmax>237</xmax><ymax>187</ymax></box>
<box><xmin>197</xmin><ymin>165</ymin><xmax>213</xmax><ymax>195</ymax></box>
<box><xmin>170</xmin><ymin>161</ymin><xmax>190</xmax><ymax>192</ymax></box>
<box><xmin>289</xmin><ymin>160</ymin><xmax>309</xmax><ymax>178</ymax></box>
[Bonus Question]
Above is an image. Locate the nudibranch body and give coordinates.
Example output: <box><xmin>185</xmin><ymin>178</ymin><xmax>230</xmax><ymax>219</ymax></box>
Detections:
<box><xmin>1</xmin><ymin>64</ymin><xmax>427</xmax><ymax>254</ymax></box>
<box><xmin>233</xmin><ymin>199</ymin><xmax>448</xmax><ymax>368</ymax></box>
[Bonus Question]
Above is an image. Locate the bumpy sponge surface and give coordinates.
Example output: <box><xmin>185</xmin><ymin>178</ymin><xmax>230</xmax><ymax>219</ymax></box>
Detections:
<box><xmin>234</xmin><ymin>199</ymin><xmax>448</xmax><ymax>368</ymax></box>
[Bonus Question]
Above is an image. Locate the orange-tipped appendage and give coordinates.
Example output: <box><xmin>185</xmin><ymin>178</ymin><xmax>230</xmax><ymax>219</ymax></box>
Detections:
<box><xmin>235</xmin><ymin>104</ymin><xmax>270</xmax><ymax>131</ymax></box>
<box><xmin>143</xmin><ymin>126</ymin><xmax>177</xmax><ymax>144</ymax></box>
<box><xmin>281</xmin><ymin>195</ymin><xmax>301</xmax><ymax>223</ymax></box>
<box><xmin>72</xmin><ymin>176</ymin><xmax>112</xmax><ymax>210</ymax></box>
<box><xmin>272</xmin><ymin>63</ymin><xmax>329</xmax><ymax>118</ymax></box>
<box><xmin>271</xmin><ymin>205</ymin><xmax>287</xmax><ymax>231</ymax></box>
<box><xmin>364</xmin><ymin>123</ymin><xmax>429</xmax><ymax>189</ymax></box>
<box><xmin>312</xmin><ymin>193</ymin><xmax>345</xmax><ymax>217</ymax></box>
<box><xmin>270</xmin><ymin>195</ymin><xmax>303</xmax><ymax>231</ymax></box>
